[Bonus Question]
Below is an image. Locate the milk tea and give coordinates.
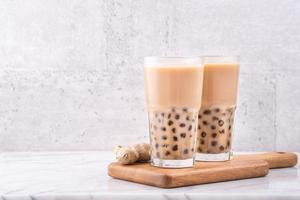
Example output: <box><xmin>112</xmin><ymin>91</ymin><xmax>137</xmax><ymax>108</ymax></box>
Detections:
<box><xmin>144</xmin><ymin>57</ymin><xmax>203</xmax><ymax>168</ymax></box>
<box><xmin>196</xmin><ymin>57</ymin><xmax>239</xmax><ymax>161</ymax></box>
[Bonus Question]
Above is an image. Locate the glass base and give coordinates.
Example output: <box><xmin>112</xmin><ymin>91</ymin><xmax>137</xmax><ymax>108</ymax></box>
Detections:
<box><xmin>151</xmin><ymin>158</ymin><xmax>194</xmax><ymax>168</ymax></box>
<box><xmin>195</xmin><ymin>151</ymin><xmax>233</xmax><ymax>161</ymax></box>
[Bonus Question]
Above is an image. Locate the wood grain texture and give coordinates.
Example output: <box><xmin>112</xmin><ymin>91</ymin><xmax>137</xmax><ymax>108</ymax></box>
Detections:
<box><xmin>108</xmin><ymin>152</ymin><xmax>298</xmax><ymax>188</ymax></box>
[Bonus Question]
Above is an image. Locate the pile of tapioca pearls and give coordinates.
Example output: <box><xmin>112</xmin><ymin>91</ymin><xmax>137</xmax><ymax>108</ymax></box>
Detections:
<box><xmin>149</xmin><ymin>108</ymin><xmax>198</xmax><ymax>160</ymax></box>
<box><xmin>197</xmin><ymin>106</ymin><xmax>235</xmax><ymax>154</ymax></box>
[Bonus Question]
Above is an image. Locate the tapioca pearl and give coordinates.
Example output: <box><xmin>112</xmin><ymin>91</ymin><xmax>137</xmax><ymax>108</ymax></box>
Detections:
<box><xmin>158</xmin><ymin>119</ymin><xmax>162</xmax><ymax>123</ymax></box>
<box><xmin>198</xmin><ymin>114</ymin><xmax>202</xmax><ymax>119</ymax></box>
<box><xmin>161</xmin><ymin>127</ymin><xmax>166</xmax><ymax>131</ymax></box>
<box><xmin>198</xmin><ymin>147</ymin><xmax>202</xmax><ymax>152</ymax></box>
<box><xmin>161</xmin><ymin>113</ymin><xmax>165</xmax><ymax>117</ymax></box>
<box><xmin>162</xmin><ymin>135</ymin><xmax>167</xmax><ymax>140</ymax></box>
<box><xmin>188</xmin><ymin>125</ymin><xmax>192</xmax><ymax>131</ymax></box>
<box><xmin>191</xmin><ymin>147</ymin><xmax>194</xmax><ymax>152</ymax></box>
<box><xmin>180</xmin><ymin>133</ymin><xmax>186</xmax><ymax>138</ymax></box>
<box><xmin>172</xmin><ymin>108</ymin><xmax>176</xmax><ymax>112</ymax></box>
<box><xmin>228</xmin><ymin>125</ymin><xmax>231</xmax><ymax>130</ymax></box>
<box><xmin>175</xmin><ymin>114</ymin><xmax>180</xmax><ymax>120</ymax></box>
<box><xmin>162</xmin><ymin>144</ymin><xmax>169</xmax><ymax>148</ymax></box>
<box><xmin>168</xmin><ymin>113</ymin><xmax>171</xmax><ymax>119</ymax></box>
<box><xmin>219</xmin><ymin>146</ymin><xmax>225</xmax><ymax>151</ymax></box>
<box><xmin>173</xmin><ymin>136</ymin><xmax>178</xmax><ymax>141</ymax></box>
<box><xmin>156</xmin><ymin>152</ymin><xmax>160</xmax><ymax>158</ymax></box>
<box><xmin>186</xmin><ymin>116</ymin><xmax>190</xmax><ymax>121</ymax></box>
<box><xmin>183</xmin><ymin>149</ymin><xmax>189</xmax><ymax>154</ymax></box>
<box><xmin>200</xmin><ymin>139</ymin><xmax>205</xmax><ymax>144</ymax></box>
<box><xmin>212</xmin><ymin>116</ymin><xmax>219</xmax><ymax>121</ymax></box>
<box><xmin>219</xmin><ymin>129</ymin><xmax>225</xmax><ymax>134</ymax></box>
<box><xmin>203</xmin><ymin>109</ymin><xmax>211</xmax><ymax>115</ymax></box>
<box><xmin>212</xmin><ymin>133</ymin><xmax>217</xmax><ymax>138</ymax></box>
<box><xmin>172</xmin><ymin>145</ymin><xmax>178</xmax><ymax>151</ymax></box>
<box><xmin>179</xmin><ymin>123</ymin><xmax>186</xmax><ymax>128</ymax></box>
<box><xmin>214</xmin><ymin>108</ymin><xmax>220</xmax><ymax>113</ymax></box>
<box><xmin>183</xmin><ymin>108</ymin><xmax>188</xmax><ymax>112</ymax></box>
<box><xmin>168</xmin><ymin>120</ymin><xmax>173</xmax><ymax>126</ymax></box>
<box><xmin>198</xmin><ymin>124</ymin><xmax>201</xmax><ymax>130</ymax></box>
<box><xmin>202</xmin><ymin>121</ymin><xmax>209</xmax><ymax>126</ymax></box>
<box><xmin>229</xmin><ymin>132</ymin><xmax>232</xmax><ymax>137</ymax></box>
<box><xmin>155</xmin><ymin>143</ymin><xmax>159</xmax><ymax>148</ymax></box>
<box><xmin>201</xmin><ymin>132</ymin><xmax>206</xmax><ymax>137</ymax></box>
<box><xmin>211</xmin><ymin>141</ymin><xmax>218</xmax><ymax>146</ymax></box>
<box><xmin>218</xmin><ymin>120</ymin><xmax>224</xmax><ymax>126</ymax></box>
<box><xmin>227</xmin><ymin>141</ymin><xmax>231</xmax><ymax>147</ymax></box>
<box><xmin>165</xmin><ymin>151</ymin><xmax>171</xmax><ymax>156</ymax></box>
<box><xmin>172</xmin><ymin>127</ymin><xmax>176</xmax><ymax>133</ymax></box>
<box><xmin>211</xmin><ymin>125</ymin><xmax>216</xmax><ymax>130</ymax></box>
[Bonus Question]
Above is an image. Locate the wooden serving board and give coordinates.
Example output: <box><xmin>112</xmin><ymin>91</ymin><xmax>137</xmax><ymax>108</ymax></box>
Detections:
<box><xmin>108</xmin><ymin>152</ymin><xmax>297</xmax><ymax>188</ymax></box>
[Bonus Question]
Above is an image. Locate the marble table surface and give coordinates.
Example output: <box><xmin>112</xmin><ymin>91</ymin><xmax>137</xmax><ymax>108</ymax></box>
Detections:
<box><xmin>0</xmin><ymin>151</ymin><xmax>299</xmax><ymax>200</ymax></box>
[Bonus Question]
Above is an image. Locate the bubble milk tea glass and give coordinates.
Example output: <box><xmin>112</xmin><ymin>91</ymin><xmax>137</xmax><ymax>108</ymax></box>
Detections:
<box><xmin>144</xmin><ymin>57</ymin><xmax>204</xmax><ymax>168</ymax></box>
<box><xmin>196</xmin><ymin>56</ymin><xmax>240</xmax><ymax>161</ymax></box>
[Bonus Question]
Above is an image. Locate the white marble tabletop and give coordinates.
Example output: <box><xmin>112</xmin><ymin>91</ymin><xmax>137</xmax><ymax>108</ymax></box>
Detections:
<box><xmin>0</xmin><ymin>151</ymin><xmax>299</xmax><ymax>200</ymax></box>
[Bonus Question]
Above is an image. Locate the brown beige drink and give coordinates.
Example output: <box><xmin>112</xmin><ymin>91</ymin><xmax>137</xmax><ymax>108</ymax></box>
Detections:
<box><xmin>196</xmin><ymin>56</ymin><xmax>239</xmax><ymax>161</ymax></box>
<box><xmin>144</xmin><ymin>57</ymin><xmax>203</xmax><ymax>168</ymax></box>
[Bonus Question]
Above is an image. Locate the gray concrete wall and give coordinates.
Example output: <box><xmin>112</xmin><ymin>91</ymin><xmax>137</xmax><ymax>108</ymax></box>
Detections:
<box><xmin>0</xmin><ymin>0</ymin><xmax>299</xmax><ymax>151</ymax></box>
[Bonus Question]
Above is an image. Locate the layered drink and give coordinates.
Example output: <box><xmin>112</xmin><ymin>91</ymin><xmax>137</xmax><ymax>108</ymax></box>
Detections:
<box><xmin>196</xmin><ymin>56</ymin><xmax>240</xmax><ymax>161</ymax></box>
<box><xmin>144</xmin><ymin>57</ymin><xmax>203</xmax><ymax>168</ymax></box>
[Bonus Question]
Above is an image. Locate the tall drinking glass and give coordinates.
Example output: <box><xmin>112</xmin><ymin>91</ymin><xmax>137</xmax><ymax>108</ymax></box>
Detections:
<box><xmin>144</xmin><ymin>57</ymin><xmax>204</xmax><ymax>168</ymax></box>
<box><xmin>196</xmin><ymin>56</ymin><xmax>240</xmax><ymax>161</ymax></box>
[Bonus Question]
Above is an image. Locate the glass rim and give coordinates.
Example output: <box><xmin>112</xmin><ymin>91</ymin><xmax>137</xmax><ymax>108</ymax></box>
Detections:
<box><xmin>202</xmin><ymin>55</ymin><xmax>240</xmax><ymax>64</ymax></box>
<box><xmin>144</xmin><ymin>56</ymin><xmax>202</xmax><ymax>67</ymax></box>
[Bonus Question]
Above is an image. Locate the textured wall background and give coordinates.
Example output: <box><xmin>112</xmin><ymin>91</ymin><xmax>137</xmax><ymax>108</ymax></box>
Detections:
<box><xmin>0</xmin><ymin>0</ymin><xmax>299</xmax><ymax>151</ymax></box>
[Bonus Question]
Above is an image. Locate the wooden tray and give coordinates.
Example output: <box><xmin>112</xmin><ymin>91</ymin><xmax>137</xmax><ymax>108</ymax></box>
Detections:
<box><xmin>108</xmin><ymin>152</ymin><xmax>297</xmax><ymax>188</ymax></box>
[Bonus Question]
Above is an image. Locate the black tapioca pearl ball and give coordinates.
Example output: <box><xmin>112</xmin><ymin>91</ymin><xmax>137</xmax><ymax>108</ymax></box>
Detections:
<box><xmin>171</xmin><ymin>108</ymin><xmax>176</xmax><ymax>112</ymax></box>
<box><xmin>218</xmin><ymin>120</ymin><xmax>224</xmax><ymax>126</ymax></box>
<box><xmin>188</xmin><ymin>125</ymin><xmax>192</xmax><ymax>131</ymax></box>
<box><xmin>214</xmin><ymin>108</ymin><xmax>220</xmax><ymax>113</ymax></box>
<box><xmin>212</xmin><ymin>116</ymin><xmax>219</xmax><ymax>121</ymax></box>
<box><xmin>219</xmin><ymin>145</ymin><xmax>225</xmax><ymax>151</ymax></box>
<box><xmin>168</xmin><ymin>113</ymin><xmax>171</xmax><ymax>119</ymax></box>
<box><xmin>198</xmin><ymin>114</ymin><xmax>202</xmax><ymax>119</ymax></box>
<box><xmin>211</xmin><ymin>125</ymin><xmax>216</xmax><ymax>130</ymax></box>
<box><xmin>168</xmin><ymin>120</ymin><xmax>174</xmax><ymax>126</ymax></box>
<box><xmin>227</xmin><ymin>141</ymin><xmax>231</xmax><ymax>147</ymax></box>
<box><xmin>162</xmin><ymin>135</ymin><xmax>167</xmax><ymax>140</ymax></box>
<box><xmin>198</xmin><ymin>147</ymin><xmax>202</xmax><ymax>152</ymax></box>
<box><xmin>161</xmin><ymin>127</ymin><xmax>166</xmax><ymax>131</ymax></box>
<box><xmin>180</xmin><ymin>133</ymin><xmax>186</xmax><ymax>138</ymax></box>
<box><xmin>198</xmin><ymin>125</ymin><xmax>201</xmax><ymax>130</ymax></box>
<box><xmin>172</xmin><ymin>145</ymin><xmax>178</xmax><ymax>151</ymax></box>
<box><xmin>200</xmin><ymin>139</ymin><xmax>205</xmax><ymax>144</ymax></box>
<box><xmin>203</xmin><ymin>109</ymin><xmax>211</xmax><ymax>115</ymax></box>
<box><xmin>191</xmin><ymin>148</ymin><xmax>194</xmax><ymax>152</ymax></box>
<box><xmin>183</xmin><ymin>149</ymin><xmax>189</xmax><ymax>154</ymax></box>
<box><xmin>179</xmin><ymin>123</ymin><xmax>186</xmax><ymax>128</ymax></box>
<box><xmin>173</xmin><ymin>136</ymin><xmax>178</xmax><ymax>141</ymax></box>
<box><xmin>212</xmin><ymin>133</ymin><xmax>217</xmax><ymax>138</ymax></box>
<box><xmin>186</xmin><ymin>116</ymin><xmax>190</xmax><ymax>121</ymax></box>
<box><xmin>183</xmin><ymin>108</ymin><xmax>188</xmax><ymax>112</ymax></box>
<box><xmin>175</xmin><ymin>114</ymin><xmax>180</xmax><ymax>120</ymax></box>
<box><xmin>202</xmin><ymin>121</ymin><xmax>209</xmax><ymax>125</ymax></box>
<box><xmin>228</xmin><ymin>125</ymin><xmax>231</xmax><ymax>130</ymax></box>
<box><xmin>155</xmin><ymin>143</ymin><xmax>159</xmax><ymax>148</ymax></box>
<box><xmin>165</xmin><ymin>151</ymin><xmax>170</xmax><ymax>156</ymax></box>
<box><xmin>161</xmin><ymin>113</ymin><xmax>165</xmax><ymax>117</ymax></box>
<box><xmin>219</xmin><ymin>129</ymin><xmax>225</xmax><ymax>134</ymax></box>
<box><xmin>162</xmin><ymin>144</ymin><xmax>169</xmax><ymax>148</ymax></box>
<box><xmin>172</xmin><ymin>127</ymin><xmax>176</xmax><ymax>133</ymax></box>
<box><xmin>211</xmin><ymin>141</ymin><xmax>218</xmax><ymax>146</ymax></box>
<box><xmin>201</xmin><ymin>132</ymin><xmax>206</xmax><ymax>137</ymax></box>
<box><xmin>156</xmin><ymin>152</ymin><xmax>160</xmax><ymax>158</ymax></box>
